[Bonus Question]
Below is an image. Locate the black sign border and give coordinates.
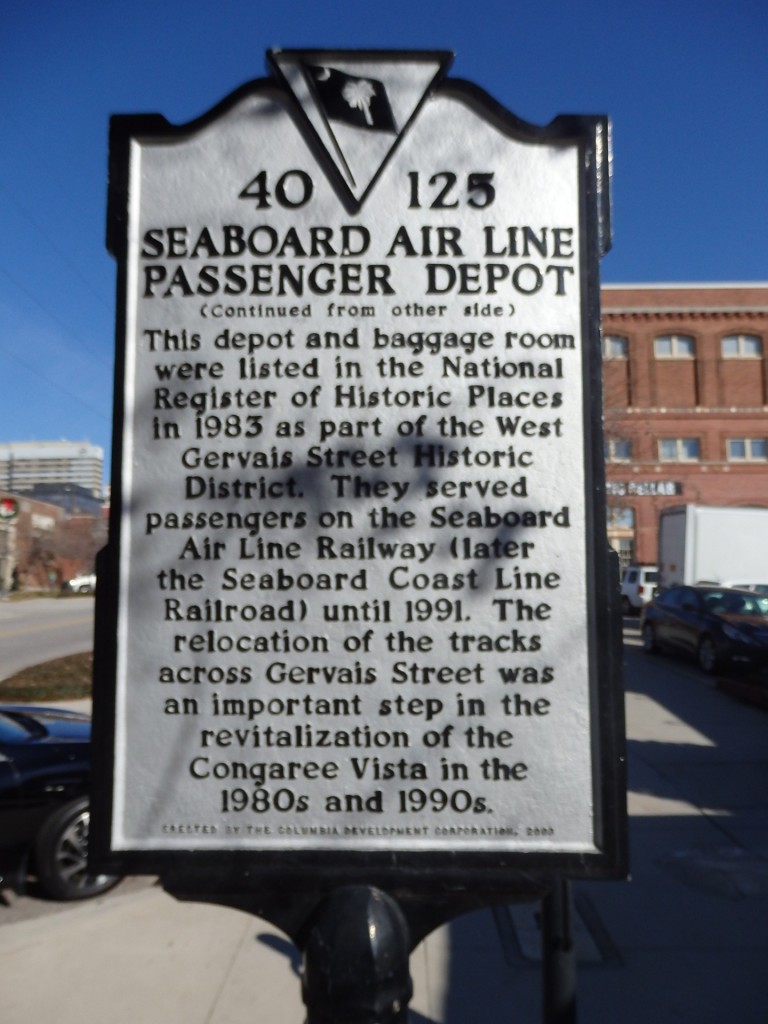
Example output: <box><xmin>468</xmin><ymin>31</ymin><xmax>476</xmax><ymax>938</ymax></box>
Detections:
<box><xmin>91</xmin><ymin>53</ymin><xmax>628</xmax><ymax>928</ymax></box>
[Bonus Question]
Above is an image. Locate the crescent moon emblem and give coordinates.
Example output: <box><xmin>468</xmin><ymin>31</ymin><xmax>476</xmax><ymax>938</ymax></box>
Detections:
<box><xmin>316</xmin><ymin>67</ymin><xmax>331</xmax><ymax>81</ymax></box>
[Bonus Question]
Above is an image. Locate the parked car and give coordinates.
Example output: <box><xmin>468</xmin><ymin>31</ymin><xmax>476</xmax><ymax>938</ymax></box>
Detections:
<box><xmin>68</xmin><ymin>573</ymin><xmax>96</xmax><ymax>593</ymax></box>
<box><xmin>620</xmin><ymin>564</ymin><xmax>659</xmax><ymax>614</ymax></box>
<box><xmin>641</xmin><ymin>584</ymin><xmax>768</xmax><ymax>675</ymax></box>
<box><xmin>0</xmin><ymin>705</ymin><xmax>119</xmax><ymax>899</ymax></box>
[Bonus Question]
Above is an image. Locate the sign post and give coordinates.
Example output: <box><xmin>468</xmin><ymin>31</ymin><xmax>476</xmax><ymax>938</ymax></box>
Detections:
<box><xmin>92</xmin><ymin>49</ymin><xmax>626</xmax><ymax>1020</ymax></box>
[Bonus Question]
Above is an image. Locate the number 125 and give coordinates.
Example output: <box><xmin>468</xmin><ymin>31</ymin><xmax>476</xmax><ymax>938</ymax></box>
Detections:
<box><xmin>407</xmin><ymin>171</ymin><xmax>495</xmax><ymax>209</ymax></box>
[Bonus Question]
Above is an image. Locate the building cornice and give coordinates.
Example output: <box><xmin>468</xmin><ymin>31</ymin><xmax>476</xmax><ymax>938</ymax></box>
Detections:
<box><xmin>603</xmin><ymin>307</ymin><xmax>768</xmax><ymax>320</ymax></box>
<box><xmin>601</xmin><ymin>283</ymin><xmax>768</xmax><ymax>320</ymax></box>
<box><xmin>602</xmin><ymin>282</ymin><xmax>768</xmax><ymax>290</ymax></box>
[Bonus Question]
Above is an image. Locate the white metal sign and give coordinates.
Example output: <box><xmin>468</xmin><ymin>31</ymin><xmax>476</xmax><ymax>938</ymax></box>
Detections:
<box><xmin>98</xmin><ymin>51</ymin><xmax>623</xmax><ymax>871</ymax></box>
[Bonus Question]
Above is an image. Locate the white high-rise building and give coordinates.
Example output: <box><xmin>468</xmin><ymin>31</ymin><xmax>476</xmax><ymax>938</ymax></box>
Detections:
<box><xmin>0</xmin><ymin>441</ymin><xmax>104</xmax><ymax>497</ymax></box>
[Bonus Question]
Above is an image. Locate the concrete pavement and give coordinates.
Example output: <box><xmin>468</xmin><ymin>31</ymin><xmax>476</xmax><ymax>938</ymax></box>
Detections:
<box><xmin>2</xmin><ymin>639</ymin><xmax>767</xmax><ymax>1022</ymax></box>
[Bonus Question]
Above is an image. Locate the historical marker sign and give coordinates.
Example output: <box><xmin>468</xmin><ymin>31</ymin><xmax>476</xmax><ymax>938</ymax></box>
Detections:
<box><xmin>92</xmin><ymin>50</ymin><xmax>626</xmax><ymax>889</ymax></box>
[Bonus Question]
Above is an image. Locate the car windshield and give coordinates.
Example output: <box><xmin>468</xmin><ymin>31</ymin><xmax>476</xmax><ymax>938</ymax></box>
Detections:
<box><xmin>700</xmin><ymin>589</ymin><xmax>768</xmax><ymax>618</ymax></box>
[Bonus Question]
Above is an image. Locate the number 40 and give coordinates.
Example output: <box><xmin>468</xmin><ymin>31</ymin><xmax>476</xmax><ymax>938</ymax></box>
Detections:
<box><xmin>238</xmin><ymin>170</ymin><xmax>314</xmax><ymax>208</ymax></box>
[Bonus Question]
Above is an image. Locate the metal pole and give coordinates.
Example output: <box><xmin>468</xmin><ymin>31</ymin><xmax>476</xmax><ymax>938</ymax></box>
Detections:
<box><xmin>301</xmin><ymin>885</ymin><xmax>412</xmax><ymax>1024</ymax></box>
<box><xmin>541</xmin><ymin>878</ymin><xmax>577</xmax><ymax>1024</ymax></box>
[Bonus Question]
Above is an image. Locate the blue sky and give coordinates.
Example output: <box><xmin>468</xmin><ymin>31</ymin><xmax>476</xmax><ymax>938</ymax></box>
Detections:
<box><xmin>1</xmin><ymin>0</ymin><xmax>766</xmax><ymax>485</ymax></box>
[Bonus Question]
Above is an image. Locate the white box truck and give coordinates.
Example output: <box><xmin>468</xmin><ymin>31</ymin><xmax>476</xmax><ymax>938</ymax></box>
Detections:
<box><xmin>658</xmin><ymin>505</ymin><xmax>768</xmax><ymax>589</ymax></box>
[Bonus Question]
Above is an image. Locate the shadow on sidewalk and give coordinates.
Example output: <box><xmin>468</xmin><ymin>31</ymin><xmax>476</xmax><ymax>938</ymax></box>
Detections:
<box><xmin>257</xmin><ymin>904</ymin><xmax>543</xmax><ymax>1023</ymax></box>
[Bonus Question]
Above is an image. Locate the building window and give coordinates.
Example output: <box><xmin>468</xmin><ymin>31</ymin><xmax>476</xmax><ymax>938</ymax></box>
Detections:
<box><xmin>659</xmin><ymin>438</ymin><xmax>701</xmax><ymax>462</ymax></box>
<box><xmin>654</xmin><ymin>334</ymin><xmax>695</xmax><ymax>358</ymax></box>
<box><xmin>727</xmin><ymin>438</ymin><xmax>767</xmax><ymax>461</ymax></box>
<box><xmin>603</xmin><ymin>334</ymin><xmax>628</xmax><ymax>358</ymax></box>
<box><xmin>721</xmin><ymin>334</ymin><xmax>763</xmax><ymax>358</ymax></box>
<box><xmin>615</xmin><ymin>539</ymin><xmax>635</xmax><ymax>569</ymax></box>
<box><xmin>607</xmin><ymin>506</ymin><xmax>635</xmax><ymax>529</ymax></box>
<box><xmin>605</xmin><ymin>438</ymin><xmax>633</xmax><ymax>461</ymax></box>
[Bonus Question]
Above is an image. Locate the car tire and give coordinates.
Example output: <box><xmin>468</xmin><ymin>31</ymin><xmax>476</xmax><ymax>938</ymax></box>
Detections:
<box><xmin>697</xmin><ymin>636</ymin><xmax>719</xmax><ymax>675</ymax></box>
<box><xmin>621</xmin><ymin>596</ymin><xmax>633</xmax><ymax>616</ymax></box>
<box><xmin>642</xmin><ymin>623</ymin><xmax>658</xmax><ymax>654</ymax></box>
<box><xmin>35</xmin><ymin>797</ymin><xmax>119</xmax><ymax>900</ymax></box>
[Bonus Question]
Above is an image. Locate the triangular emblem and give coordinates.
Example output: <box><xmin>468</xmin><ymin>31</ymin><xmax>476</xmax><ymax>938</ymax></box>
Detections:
<box><xmin>269</xmin><ymin>49</ymin><xmax>452</xmax><ymax>210</ymax></box>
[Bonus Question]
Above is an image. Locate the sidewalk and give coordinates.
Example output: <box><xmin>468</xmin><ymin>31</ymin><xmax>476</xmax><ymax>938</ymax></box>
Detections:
<box><xmin>2</xmin><ymin>642</ymin><xmax>767</xmax><ymax>1022</ymax></box>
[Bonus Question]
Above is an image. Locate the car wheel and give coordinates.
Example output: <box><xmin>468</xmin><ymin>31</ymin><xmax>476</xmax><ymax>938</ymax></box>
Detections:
<box><xmin>621</xmin><ymin>596</ymin><xmax>633</xmax><ymax>615</ymax></box>
<box><xmin>642</xmin><ymin>623</ymin><xmax>658</xmax><ymax>654</ymax></box>
<box><xmin>697</xmin><ymin>635</ymin><xmax>719</xmax><ymax>675</ymax></box>
<box><xmin>35</xmin><ymin>797</ymin><xmax>120</xmax><ymax>900</ymax></box>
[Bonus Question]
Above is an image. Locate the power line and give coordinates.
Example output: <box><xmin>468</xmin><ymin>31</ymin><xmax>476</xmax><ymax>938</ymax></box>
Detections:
<box><xmin>0</xmin><ymin>332</ymin><xmax>111</xmax><ymax>422</ymax></box>
<box><xmin>0</xmin><ymin>263</ymin><xmax>113</xmax><ymax>373</ymax></box>
<box><xmin>0</xmin><ymin>176</ymin><xmax>111</xmax><ymax>313</ymax></box>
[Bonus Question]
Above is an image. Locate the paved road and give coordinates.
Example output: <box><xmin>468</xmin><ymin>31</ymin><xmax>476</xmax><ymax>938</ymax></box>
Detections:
<box><xmin>0</xmin><ymin>596</ymin><xmax>94</xmax><ymax>681</ymax></box>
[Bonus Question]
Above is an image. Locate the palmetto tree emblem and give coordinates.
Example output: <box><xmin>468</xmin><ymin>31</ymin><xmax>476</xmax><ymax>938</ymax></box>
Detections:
<box><xmin>304</xmin><ymin>64</ymin><xmax>397</xmax><ymax>134</ymax></box>
<box><xmin>342</xmin><ymin>78</ymin><xmax>377</xmax><ymax>126</ymax></box>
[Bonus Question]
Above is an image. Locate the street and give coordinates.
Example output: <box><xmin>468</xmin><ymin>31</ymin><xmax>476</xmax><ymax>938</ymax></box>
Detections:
<box><xmin>0</xmin><ymin>596</ymin><xmax>94</xmax><ymax>681</ymax></box>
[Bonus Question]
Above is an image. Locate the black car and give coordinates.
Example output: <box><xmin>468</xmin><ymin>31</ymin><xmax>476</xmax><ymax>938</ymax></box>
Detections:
<box><xmin>0</xmin><ymin>705</ymin><xmax>120</xmax><ymax>899</ymax></box>
<box><xmin>641</xmin><ymin>585</ymin><xmax>768</xmax><ymax>675</ymax></box>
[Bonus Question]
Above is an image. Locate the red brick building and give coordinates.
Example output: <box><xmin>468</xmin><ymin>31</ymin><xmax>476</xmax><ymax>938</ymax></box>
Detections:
<box><xmin>601</xmin><ymin>283</ymin><xmax>768</xmax><ymax>567</ymax></box>
<box><xmin>0</xmin><ymin>489</ymin><xmax>107</xmax><ymax>592</ymax></box>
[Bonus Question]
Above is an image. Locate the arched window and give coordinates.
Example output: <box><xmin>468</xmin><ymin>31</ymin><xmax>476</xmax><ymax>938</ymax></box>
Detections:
<box><xmin>721</xmin><ymin>334</ymin><xmax>762</xmax><ymax>358</ymax></box>
<box><xmin>654</xmin><ymin>334</ymin><xmax>695</xmax><ymax>358</ymax></box>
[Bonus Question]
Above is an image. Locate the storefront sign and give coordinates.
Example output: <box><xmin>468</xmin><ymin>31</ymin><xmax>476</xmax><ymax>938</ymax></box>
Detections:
<box><xmin>607</xmin><ymin>481</ymin><xmax>682</xmax><ymax>497</ymax></box>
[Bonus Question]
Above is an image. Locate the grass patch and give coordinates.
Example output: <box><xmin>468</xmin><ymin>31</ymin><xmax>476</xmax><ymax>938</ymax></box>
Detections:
<box><xmin>1</xmin><ymin>652</ymin><xmax>93</xmax><ymax>703</ymax></box>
